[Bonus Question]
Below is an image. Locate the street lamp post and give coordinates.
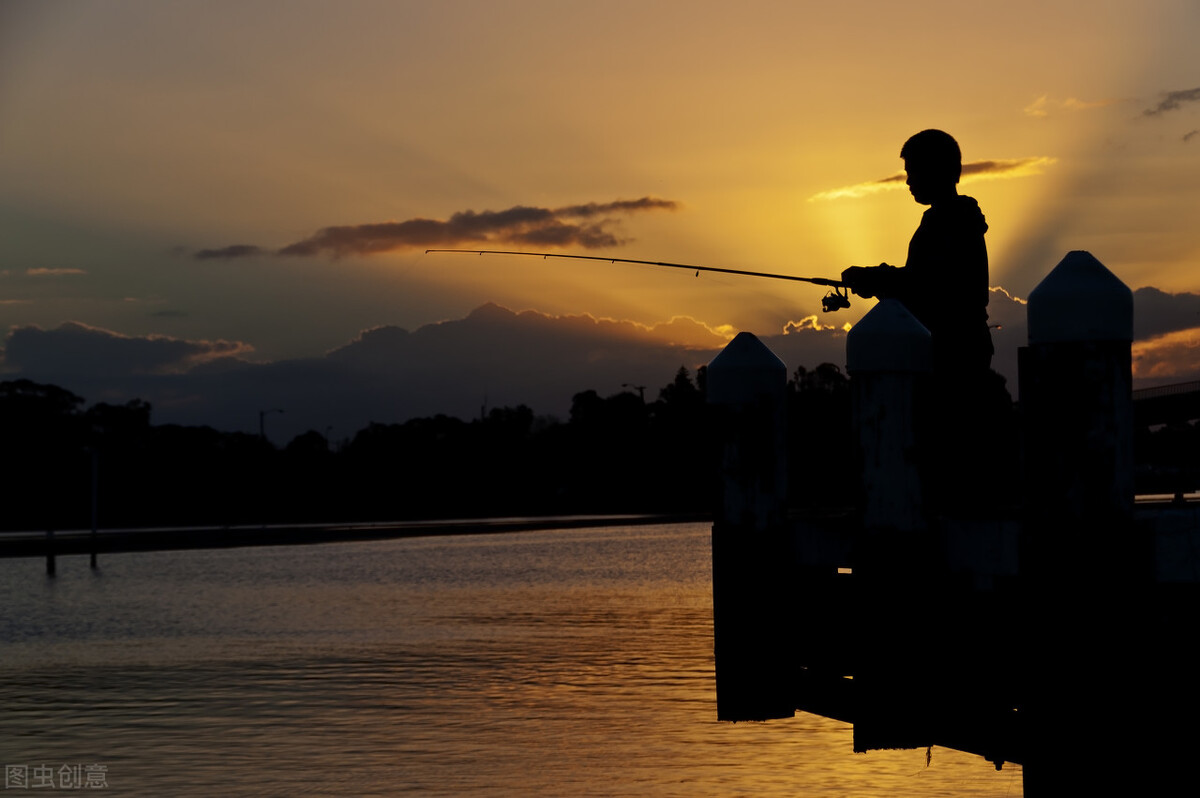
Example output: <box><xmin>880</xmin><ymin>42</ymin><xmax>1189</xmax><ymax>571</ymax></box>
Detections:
<box><xmin>259</xmin><ymin>407</ymin><xmax>284</xmax><ymax>442</ymax></box>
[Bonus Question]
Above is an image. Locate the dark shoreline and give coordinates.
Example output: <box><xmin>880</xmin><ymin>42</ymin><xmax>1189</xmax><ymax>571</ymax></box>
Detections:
<box><xmin>0</xmin><ymin>513</ymin><xmax>712</xmax><ymax>559</ymax></box>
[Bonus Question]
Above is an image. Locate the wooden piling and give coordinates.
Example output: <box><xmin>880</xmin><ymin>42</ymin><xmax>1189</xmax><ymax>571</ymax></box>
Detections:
<box><xmin>90</xmin><ymin>448</ymin><xmax>99</xmax><ymax>570</ymax></box>
<box><xmin>708</xmin><ymin>331</ymin><xmax>794</xmax><ymax>721</ymax></box>
<box><xmin>846</xmin><ymin>298</ymin><xmax>932</xmax><ymax>533</ymax></box>
<box><xmin>1019</xmin><ymin>251</ymin><xmax>1147</xmax><ymax>795</ymax></box>
<box><xmin>1021</xmin><ymin>250</ymin><xmax>1135</xmax><ymax>558</ymax></box>
<box><xmin>845</xmin><ymin>298</ymin><xmax>938</xmax><ymax>751</ymax></box>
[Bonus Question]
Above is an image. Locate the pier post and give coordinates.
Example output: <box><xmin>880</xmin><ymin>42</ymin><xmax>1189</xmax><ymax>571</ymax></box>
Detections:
<box><xmin>1022</xmin><ymin>250</ymin><xmax>1135</xmax><ymax>574</ymax></box>
<box><xmin>845</xmin><ymin>299</ymin><xmax>936</xmax><ymax>750</ymax></box>
<box><xmin>846</xmin><ymin>299</ymin><xmax>932</xmax><ymax>533</ymax></box>
<box><xmin>46</xmin><ymin>529</ymin><xmax>56</xmax><ymax>577</ymax></box>
<box><xmin>90</xmin><ymin>448</ymin><xmax>99</xmax><ymax>570</ymax></box>
<box><xmin>1019</xmin><ymin>251</ymin><xmax>1144</xmax><ymax>794</ymax></box>
<box><xmin>708</xmin><ymin>332</ymin><xmax>793</xmax><ymax>721</ymax></box>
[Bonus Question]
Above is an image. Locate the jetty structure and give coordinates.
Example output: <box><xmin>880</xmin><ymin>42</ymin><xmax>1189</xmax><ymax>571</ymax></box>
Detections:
<box><xmin>709</xmin><ymin>251</ymin><xmax>1200</xmax><ymax>795</ymax></box>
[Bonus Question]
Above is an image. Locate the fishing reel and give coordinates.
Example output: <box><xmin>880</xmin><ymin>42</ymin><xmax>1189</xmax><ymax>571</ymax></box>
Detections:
<box><xmin>821</xmin><ymin>286</ymin><xmax>851</xmax><ymax>313</ymax></box>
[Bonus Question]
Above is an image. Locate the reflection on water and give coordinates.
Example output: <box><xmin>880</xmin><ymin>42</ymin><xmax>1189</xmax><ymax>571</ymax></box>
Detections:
<box><xmin>0</xmin><ymin>523</ymin><xmax>1022</xmax><ymax>796</ymax></box>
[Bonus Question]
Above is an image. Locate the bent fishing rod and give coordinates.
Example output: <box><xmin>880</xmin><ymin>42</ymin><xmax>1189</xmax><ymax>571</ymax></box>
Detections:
<box><xmin>425</xmin><ymin>249</ymin><xmax>852</xmax><ymax>312</ymax></box>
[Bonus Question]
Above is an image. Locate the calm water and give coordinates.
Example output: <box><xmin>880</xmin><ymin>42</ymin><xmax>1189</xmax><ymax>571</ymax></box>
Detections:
<box><xmin>0</xmin><ymin>523</ymin><xmax>1022</xmax><ymax>796</ymax></box>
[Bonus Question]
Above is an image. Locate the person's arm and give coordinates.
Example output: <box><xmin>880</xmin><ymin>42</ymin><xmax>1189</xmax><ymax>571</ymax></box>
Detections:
<box><xmin>841</xmin><ymin>263</ymin><xmax>903</xmax><ymax>299</ymax></box>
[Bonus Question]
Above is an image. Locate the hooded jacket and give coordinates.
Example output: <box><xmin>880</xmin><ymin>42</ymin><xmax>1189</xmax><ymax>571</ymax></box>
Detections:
<box><xmin>869</xmin><ymin>195</ymin><xmax>993</xmax><ymax>374</ymax></box>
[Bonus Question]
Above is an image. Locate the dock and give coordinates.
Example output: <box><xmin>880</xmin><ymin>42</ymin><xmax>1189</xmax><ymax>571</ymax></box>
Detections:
<box><xmin>709</xmin><ymin>252</ymin><xmax>1200</xmax><ymax>795</ymax></box>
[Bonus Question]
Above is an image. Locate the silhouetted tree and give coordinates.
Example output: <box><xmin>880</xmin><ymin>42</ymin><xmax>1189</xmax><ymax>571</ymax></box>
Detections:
<box><xmin>647</xmin><ymin>366</ymin><xmax>711</xmax><ymax>510</ymax></box>
<box><xmin>83</xmin><ymin>400</ymin><xmax>154</xmax><ymax>528</ymax></box>
<box><xmin>0</xmin><ymin>364</ymin><xmax>1041</xmax><ymax>531</ymax></box>
<box><xmin>286</xmin><ymin>429</ymin><xmax>332</xmax><ymax>457</ymax></box>
<box><xmin>565</xmin><ymin>389</ymin><xmax>655</xmax><ymax>511</ymax></box>
<box><xmin>657</xmin><ymin>365</ymin><xmax>703</xmax><ymax>410</ymax></box>
<box><xmin>0</xmin><ymin>379</ymin><xmax>85</xmax><ymax>420</ymax></box>
<box><xmin>1</xmin><ymin>380</ymin><xmax>89</xmax><ymax>529</ymax></box>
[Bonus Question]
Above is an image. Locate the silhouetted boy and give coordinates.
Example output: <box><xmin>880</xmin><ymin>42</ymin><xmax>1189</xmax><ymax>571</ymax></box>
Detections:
<box><xmin>841</xmin><ymin>129</ymin><xmax>993</xmax><ymax>375</ymax></box>
<box><xmin>842</xmin><ymin>130</ymin><xmax>1012</xmax><ymax>511</ymax></box>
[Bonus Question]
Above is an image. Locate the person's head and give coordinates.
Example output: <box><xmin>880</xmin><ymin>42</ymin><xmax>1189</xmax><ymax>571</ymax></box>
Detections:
<box><xmin>900</xmin><ymin>129</ymin><xmax>961</xmax><ymax>205</ymax></box>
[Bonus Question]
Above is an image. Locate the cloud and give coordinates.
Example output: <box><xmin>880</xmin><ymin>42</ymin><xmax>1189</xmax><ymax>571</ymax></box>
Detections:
<box><xmin>961</xmin><ymin>158</ymin><xmax>1058</xmax><ymax>180</ymax></box>
<box><xmin>197</xmin><ymin>198</ymin><xmax>679</xmax><ymax>260</ymax></box>
<box><xmin>280</xmin><ymin>197</ymin><xmax>678</xmax><ymax>256</ymax></box>
<box><xmin>643</xmin><ymin>316</ymin><xmax>734</xmax><ymax>348</ymax></box>
<box><xmin>782</xmin><ymin>315</ymin><xmax>840</xmax><ymax>334</ymax></box>
<box><xmin>988</xmin><ymin>286</ymin><xmax>1027</xmax><ymax>307</ymax></box>
<box><xmin>2</xmin><ymin>322</ymin><xmax>254</xmax><ymax>377</ymax></box>
<box><xmin>0</xmin><ymin>303</ymin><xmax>794</xmax><ymax>440</ymax></box>
<box><xmin>1142</xmin><ymin>87</ymin><xmax>1200</xmax><ymax>117</ymax></box>
<box><xmin>2</xmin><ymin>268</ymin><xmax>87</xmax><ymax>278</ymax></box>
<box><xmin>1133</xmin><ymin>287</ymin><xmax>1200</xmax><ymax>341</ymax></box>
<box><xmin>25</xmin><ymin>267</ymin><xmax>87</xmax><ymax>276</ymax></box>
<box><xmin>9</xmin><ymin>286</ymin><xmax>1200</xmax><ymax>441</ymax></box>
<box><xmin>1133</xmin><ymin>328</ymin><xmax>1200</xmax><ymax>381</ymax></box>
<box><xmin>807</xmin><ymin>157</ymin><xmax>1057</xmax><ymax>201</ymax></box>
<box><xmin>1024</xmin><ymin>94</ymin><xmax>1118</xmax><ymax>118</ymax></box>
<box><xmin>194</xmin><ymin>244</ymin><xmax>265</xmax><ymax>260</ymax></box>
<box><xmin>1184</xmin><ymin>130</ymin><xmax>1199</xmax><ymax>144</ymax></box>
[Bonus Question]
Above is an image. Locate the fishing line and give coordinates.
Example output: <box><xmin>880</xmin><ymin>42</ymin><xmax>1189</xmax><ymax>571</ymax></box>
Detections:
<box><xmin>425</xmin><ymin>249</ymin><xmax>852</xmax><ymax>312</ymax></box>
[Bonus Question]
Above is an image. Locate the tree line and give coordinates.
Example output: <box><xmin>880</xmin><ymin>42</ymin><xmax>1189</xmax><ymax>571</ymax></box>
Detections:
<box><xmin>1</xmin><ymin>366</ymin><xmax>856</xmax><ymax>532</ymax></box>
<box><xmin>6</xmin><ymin>363</ymin><xmax>1194</xmax><ymax>531</ymax></box>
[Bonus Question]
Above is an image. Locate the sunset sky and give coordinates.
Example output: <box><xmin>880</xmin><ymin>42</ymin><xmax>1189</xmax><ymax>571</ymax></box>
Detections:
<box><xmin>2</xmin><ymin>0</ymin><xmax>1199</xmax><ymax>438</ymax></box>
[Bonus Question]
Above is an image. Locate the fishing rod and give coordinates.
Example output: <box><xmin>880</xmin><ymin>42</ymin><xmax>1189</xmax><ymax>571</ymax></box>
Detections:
<box><xmin>424</xmin><ymin>249</ymin><xmax>852</xmax><ymax>312</ymax></box>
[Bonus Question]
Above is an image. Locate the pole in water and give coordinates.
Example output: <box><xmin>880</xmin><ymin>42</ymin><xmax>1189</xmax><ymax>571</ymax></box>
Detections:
<box><xmin>91</xmin><ymin>448</ymin><xmax>99</xmax><ymax>570</ymax></box>
<box><xmin>46</xmin><ymin>529</ymin><xmax>56</xmax><ymax>577</ymax></box>
<box><xmin>425</xmin><ymin>249</ymin><xmax>853</xmax><ymax>312</ymax></box>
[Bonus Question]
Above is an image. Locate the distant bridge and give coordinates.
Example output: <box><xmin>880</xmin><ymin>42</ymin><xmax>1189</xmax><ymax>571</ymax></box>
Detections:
<box><xmin>1133</xmin><ymin>380</ymin><xmax>1200</xmax><ymax>426</ymax></box>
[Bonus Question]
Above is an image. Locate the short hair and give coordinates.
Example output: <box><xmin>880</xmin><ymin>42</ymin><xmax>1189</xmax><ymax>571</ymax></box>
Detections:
<box><xmin>900</xmin><ymin>129</ymin><xmax>962</xmax><ymax>183</ymax></box>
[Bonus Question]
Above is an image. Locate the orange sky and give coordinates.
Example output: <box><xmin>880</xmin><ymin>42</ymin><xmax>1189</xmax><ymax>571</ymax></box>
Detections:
<box><xmin>2</xmin><ymin>0</ymin><xmax>1200</xmax><ymax>424</ymax></box>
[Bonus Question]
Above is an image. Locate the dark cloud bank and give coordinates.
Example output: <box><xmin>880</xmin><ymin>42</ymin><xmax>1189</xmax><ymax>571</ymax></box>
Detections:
<box><xmin>195</xmin><ymin>197</ymin><xmax>679</xmax><ymax>261</ymax></box>
<box><xmin>3</xmin><ymin>322</ymin><xmax>251</xmax><ymax>376</ymax></box>
<box><xmin>4</xmin><ymin>288</ymin><xmax>1198</xmax><ymax>444</ymax></box>
<box><xmin>872</xmin><ymin>157</ymin><xmax>1053</xmax><ymax>187</ymax></box>
<box><xmin>2</xmin><ymin>304</ymin><xmax>732</xmax><ymax>442</ymax></box>
<box><xmin>194</xmin><ymin>244</ymin><xmax>265</xmax><ymax>260</ymax></box>
<box><xmin>1142</xmin><ymin>86</ymin><xmax>1200</xmax><ymax>117</ymax></box>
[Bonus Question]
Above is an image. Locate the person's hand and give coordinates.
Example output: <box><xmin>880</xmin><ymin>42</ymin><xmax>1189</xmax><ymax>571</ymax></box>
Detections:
<box><xmin>840</xmin><ymin>265</ymin><xmax>876</xmax><ymax>298</ymax></box>
<box><xmin>840</xmin><ymin>263</ymin><xmax>896</xmax><ymax>298</ymax></box>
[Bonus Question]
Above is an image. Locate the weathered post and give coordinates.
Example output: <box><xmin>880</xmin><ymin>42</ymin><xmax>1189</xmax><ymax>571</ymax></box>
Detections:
<box><xmin>45</xmin><ymin>529</ymin><xmax>56</xmax><ymax>577</ymax></box>
<box><xmin>90</xmin><ymin>448</ymin><xmax>99</xmax><ymax>570</ymax></box>
<box><xmin>1022</xmin><ymin>250</ymin><xmax>1134</xmax><ymax>560</ymax></box>
<box><xmin>1019</xmin><ymin>251</ymin><xmax>1142</xmax><ymax>794</ymax></box>
<box><xmin>846</xmin><ymin>299</ymin><xmax>932</xmax><ymax>532</ymax></box>
<box><xmin>708</xmin><ymin>331</ymin><xmax>793</xmax><ymax>721</ymax></box>
<box><xmin>845</xmin><ymin>298</ymin><xmax>936</xmax><ymax>750</ymax></box>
